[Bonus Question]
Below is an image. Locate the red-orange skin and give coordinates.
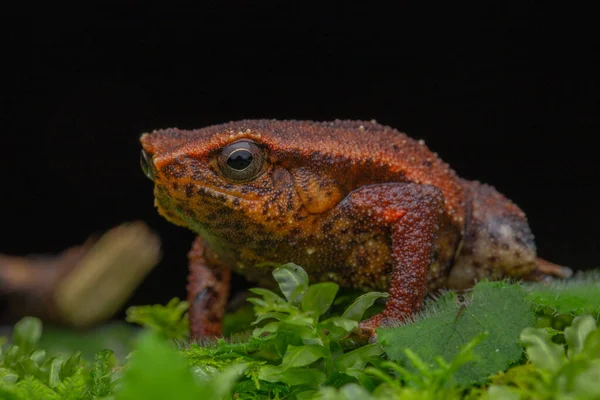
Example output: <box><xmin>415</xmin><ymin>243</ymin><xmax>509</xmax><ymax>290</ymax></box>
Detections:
<box><xmin>140</xmin><ymin>119</ymin><xmax>569</xmax><ymax>338</ymax></box>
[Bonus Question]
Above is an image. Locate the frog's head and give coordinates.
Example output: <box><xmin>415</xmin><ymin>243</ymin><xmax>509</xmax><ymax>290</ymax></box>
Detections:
<box><xmin>139</xmin><ymin>121</ymin><xmax>345</xmax><ymax>245</ymax></box>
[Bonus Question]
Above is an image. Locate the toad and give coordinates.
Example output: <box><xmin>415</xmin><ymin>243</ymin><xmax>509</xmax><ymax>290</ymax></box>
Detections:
<box><xmin>139</xmin><ymin>119</ymin><xmax>571</xmax><ymax>339</ymax></box>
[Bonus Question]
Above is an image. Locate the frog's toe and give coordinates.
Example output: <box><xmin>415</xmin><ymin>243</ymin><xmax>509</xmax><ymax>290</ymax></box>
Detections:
<box><xmin>358</xmin><ymin>313</ymin><xmax>410</xmax><ymax>342</ymax></box>
<box><xmin>522</xmin><ymin>258</ymin><xmax>573</xmax><ymax>283</ymax></box>
<box><xmin>535</xmin><ymin>258</ymin><xmax>573</xmax><ymax>278</ymax></box>
<box><xmin>356</xmin><ymin>320</ymin><xmax>377</xmax><ymax>339</ymax></box>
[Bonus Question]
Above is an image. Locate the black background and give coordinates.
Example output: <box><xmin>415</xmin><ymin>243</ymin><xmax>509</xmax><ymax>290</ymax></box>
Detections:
<box><xmin>1</xmin><ymin>3</ymin><xmax>598</xmax><ymax>310</ymax></box>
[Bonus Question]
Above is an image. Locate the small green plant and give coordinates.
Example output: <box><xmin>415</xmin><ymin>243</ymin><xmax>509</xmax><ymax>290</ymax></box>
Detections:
<box><xmin>0</xmin><ymin>318</ymin><xmax>243</xmax><ymax>400</ymax></box>
<box><xmin>184</xmin><ymin>263</ymin><xmax>389</xmax><ymax>398</ymax></box>
<box><xmin>0</xmin><ymin>317</ymin><xmax>116</xmax><ymax>400</ymax></box>
<box><xmin>125</xmin><ymin>297</ymin><xmax>189</xmax><ymax>341</ymax></box>
<box><xmin>1</xmin><ymin>265</ymin><xmax>599</xmax><ymax>399</ymax></box>
<box><xmin>484</xmin><ymin>315</ymin><xmax>600</xmax><ymax>399</ymax></box>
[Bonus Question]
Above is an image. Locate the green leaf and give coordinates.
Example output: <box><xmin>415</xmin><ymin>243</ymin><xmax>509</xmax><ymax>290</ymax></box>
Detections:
<box><xmin>222</xmin><ymin>303</ymin><xmax>255</xmax><ymax>336</ymax></box>
<box><xmin>564</xmin><ymin>315</ymin><xmax>597</xmax><ymax>358</ymax></box>
<box><xmin>258</xmin><ymin>365</ymin><xmax>326</xmax><ymax>387</ymax></box>
<box><xmin>252</xmin><ymin>312</ymin><xmax>289</xmax><ymax>325</ymax></box>
<box><xmin>272</xmin><ymin>334</ymin><xmax>300</xmax><ymax>359</ymax></box>
<box><xmin>583</xmin><ymin>329</ymin><xmax>600</xmax><ymax>359</ymax></box>
<box><xmin>329</xmin><ymin>317</ymin><xmax>358</xmax><ymax>332</ymax></box>
<box><xmin>16</xmin><ymin>375</ymin><xmax>59</xmax><ymax>400</ymax></box>
<box><xmin>486</xmin><ymin>385</ymin><xmax>522</xmax><ymax>400</ymax></box>
<box><xmin>59</xmin><ymin>351</ymin><xmax>82</xmax><ymax>381</ymax></box>
<box><xmin>0</xmin><ymin>386</ymin><xmax>20</xmax><ymax>400</ymax></box>
<box><xmin>378</xmin><ymin>280</ymin><xmax>536</xmax><ymax>385</ymax></box>
<box><xmin>4</xmin><ymin>346</ymin><xmax>20</xmax><ymax>369</ymax></box>
<box><xmin>252</xmin><ymin>321</ymin><xmax>280</xmax><ymax>338</ymax></box>
<box><xmin>573</xmin><ymin>360</ymin><xmax>600</xmax><ymax>397</ymax></box>
<box><xmin>313</xmin><ymin>383</ymin><xmax>374</xmax><ymax>400</ymax></box>
<box><xmin>302</xmin><ymin>283</ymin><xmax>339</xmax><ymax>318</ymax></box>
<box><xmin>274</xmin><ymin>321</ymin><xmax>315</xmax><ymax>343</ymax></box>
<box><xmin>520</xmin><ymin>327</ymin><xmax>566</xmax><ymax>373</ymax></box>
<box><xmin>30</xmin><ymin>349</ymin><xmax>46</xmax><ymax>365</ymax></box>
<box><xmin>125</xmin><ymin>298</ymin><xmax>189</xmax><ymax>341</ymax></box>
<box><xmin>0</xmin><ymin>382</ymin><xmax>23</xmax><ymax>400</ymax></box>
<box><xmin>206</xmin><ymin>363</ymin><xmax>248</xmax><ymax>399</ymax></box>
<box><xmin>319</xmin><ymin>317</ymin><xmax>359</xmax><ymax>339</ymax></box>
<box><xmin>248</xmin><ymin>288</ymin><xmax>285</xmax><ymax>303</ymax></box>
<box><xmin>12</xmin><ymin>317</ymin><xmax>42</xmax><ymax>353</ymax></box>
<box><xmin>18</xmin><ymin>357</ymin><xmax>43</xmax><ymax>381</ymax></box>
<box><xmin>55</xmin><ymin>375</ymin><xmax>88</xmax><ymax>400</ymax></box>
<box><xmin>116</xmin><ymin>332</ymin><xmax>204</xmax><ymax>400</ymax></box>
<box><xmin>342</xmin><ymin>292</ymin><xmax>388</xmax><ymax>322</ymax></box>
<box><xmin>280</xmin><ymin>345</ymin><xmax>326</xmax><ymax>368</ymax></box>
<box><xmin>39</xmin><ymin>357</ymin><xmax>64</xmax><ymax>388</ymax></box>
<box><xmin>257</xmin><ymin>365</ymin><xmax>284</xmax><ymax>382</ymax></box>
<box><xmin>446</xmin><ymin>332</ymin><xmax>489</xmax><ymax>375</ymax></box>
<box><xmin>273</xmin><ymin>263</ymin><xmax>309</xmax><ymax>304</ymax></box>
<box><xmin>89</xmin><ymin>349</ymin><xmax>118</xmax><ymax>398</ymax></box>
<box><xmin>337</xmin><ymin>383</ymin><xmax>374</xmax><ymax>400</ymax></box>
<box><xmin>334</xmin><ymin>344</ymin><xmax>384</xmax><ymax>372</ymax></box>
<box><xmin>0</xmin><ymin>368</ymin><xmax>19</xmax><ymax>384</ymax></box>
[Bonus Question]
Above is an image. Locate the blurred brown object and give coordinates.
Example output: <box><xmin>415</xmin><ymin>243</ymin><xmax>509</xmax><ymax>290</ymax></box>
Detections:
<box><xmin>0</xmin><ymin>221</ymin><xmax>161</xmax><ymax>328</ymax></box>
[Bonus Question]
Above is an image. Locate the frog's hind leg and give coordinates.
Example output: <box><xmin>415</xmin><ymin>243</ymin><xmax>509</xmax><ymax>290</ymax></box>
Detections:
<box><xmin>187</xmin><ymin>236</ymin><xmax>231</xmax><ymax>340</ymax></box>
<box><xmin>447</xmin><ymin>180</ymin><xmax>572</xmax><ymax>289</ymax></box>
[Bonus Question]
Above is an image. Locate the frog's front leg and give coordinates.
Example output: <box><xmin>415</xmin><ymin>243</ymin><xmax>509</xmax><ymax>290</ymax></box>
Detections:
<box><xmin>339</xmin><ymin>183</ymin><xmax>445</xmax><ymax>335</ymax></box>
<box><xmin>187</xmin><ymin>236</ymin><xmax>231</xmax><ymax>339</ymax></box>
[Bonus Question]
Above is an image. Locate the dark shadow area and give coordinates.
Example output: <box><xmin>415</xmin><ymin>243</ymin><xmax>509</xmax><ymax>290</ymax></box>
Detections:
<box><xmin>1</xmin><ymin>3</ymin><xmax>597</xmax><ymax>322</ymax></box>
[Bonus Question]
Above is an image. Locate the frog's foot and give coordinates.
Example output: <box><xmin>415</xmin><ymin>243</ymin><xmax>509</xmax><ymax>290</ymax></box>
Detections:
<box><xmin>187</xmin><ymin>236</ymin><xmax>231</xmax><ymax>340</ymax></box>
<box><xmin>522</xmin><ymin>257</ymin><xmax>573</xmax><ymax>283</ymax></box>
<box><xmin>357</xmin><ymin>310</ymin><xmax>423</xmax><ymax>343</ymax></box>
<box><xmin>356</xmin><ymin>313</ymin><xmax>410</xmax><ymax>342</ymax></box>
<box><xmin>356</xmin><ymin>319</ymin><xmax>378</xmax><ymax>341</ymax></box>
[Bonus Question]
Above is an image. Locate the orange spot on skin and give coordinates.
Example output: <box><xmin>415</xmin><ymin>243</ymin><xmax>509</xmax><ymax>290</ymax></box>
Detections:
<box><xmin>381</xmin><ymin>209</ymin><xmax>407</xmax><ymax>223</ymax></box>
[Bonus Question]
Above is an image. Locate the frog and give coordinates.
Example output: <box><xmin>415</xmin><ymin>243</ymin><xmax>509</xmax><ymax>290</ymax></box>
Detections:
<box><xmin>139</xmin><ymin>119</ymin><xmax>572</xmax><ymax>339</ymax></box>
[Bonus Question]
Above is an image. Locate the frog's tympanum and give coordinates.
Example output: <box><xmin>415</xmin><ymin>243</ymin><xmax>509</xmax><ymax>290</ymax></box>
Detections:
<box><xmin>140</xmin><ymin>120</ymin><xmax>571</xmax><ymax>339</ymax></box>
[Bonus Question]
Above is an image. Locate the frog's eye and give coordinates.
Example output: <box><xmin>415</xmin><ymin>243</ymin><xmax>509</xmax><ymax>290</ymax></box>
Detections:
<box><xmin>140</xmin><ymin>150</ymin><xmax>155</xmax><ymax>181</ymax></box>
<box><xmin>218</xmin><ymin>141</ymin><xmax>265</xmax><ymax>182</ymax></box>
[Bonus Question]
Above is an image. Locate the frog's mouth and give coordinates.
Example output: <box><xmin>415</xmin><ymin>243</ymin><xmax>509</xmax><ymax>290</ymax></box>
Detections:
<box><xmin>154</xmin><ymin>181</ymin><xmax>258</xmax><ymax>227</ymax></box>
<box><xmin>195</xmin><ymin>183</ymin><xmax>261</xmax><ymax>202</ymax></box>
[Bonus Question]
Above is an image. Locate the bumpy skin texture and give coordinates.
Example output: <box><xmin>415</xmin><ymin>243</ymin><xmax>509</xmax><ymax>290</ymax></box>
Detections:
<box><xmin>140</xmin><ymin>119</ymin><xmax>571</xmax><ymax>338</ymax></box>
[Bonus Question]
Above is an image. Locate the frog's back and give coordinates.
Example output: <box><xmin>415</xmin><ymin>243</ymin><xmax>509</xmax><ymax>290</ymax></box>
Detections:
<box><xmin>190</xmin><ymin>119</ymin><xmax>467</xmax><ymax>226</ymax></box>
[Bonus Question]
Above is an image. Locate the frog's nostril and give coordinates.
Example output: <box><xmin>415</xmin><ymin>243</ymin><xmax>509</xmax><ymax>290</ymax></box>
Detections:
<box><xmin>140</xmin><ymin>149</ymin><xmax>155</xmax><ymax>181</ymax></box>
